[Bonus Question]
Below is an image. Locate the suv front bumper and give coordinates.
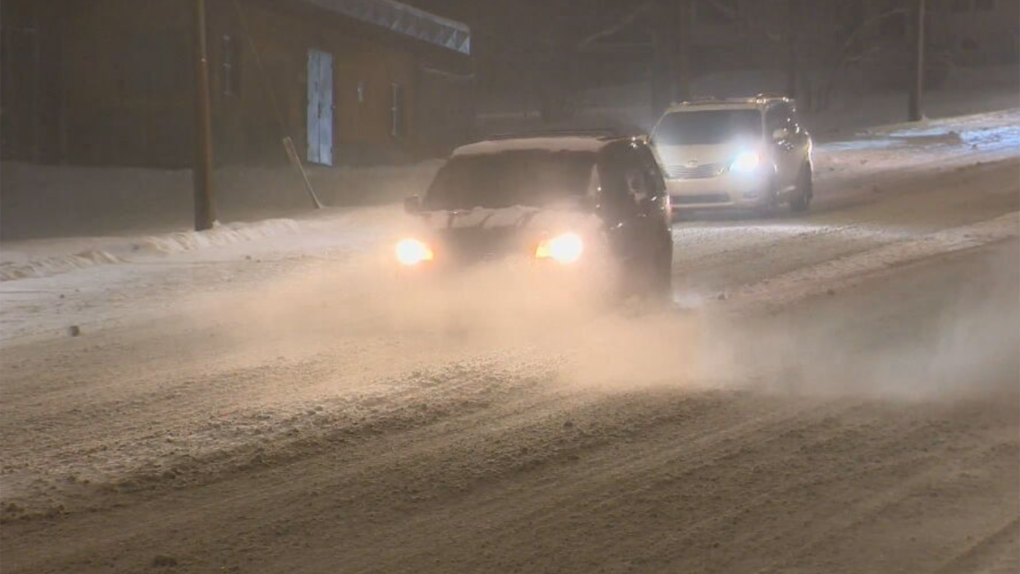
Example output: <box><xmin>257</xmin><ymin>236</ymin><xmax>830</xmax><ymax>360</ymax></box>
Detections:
<box><xmin>666</xmin><ymin>173</ymin><xmax>770</xmax><ymax>210</ymax></box>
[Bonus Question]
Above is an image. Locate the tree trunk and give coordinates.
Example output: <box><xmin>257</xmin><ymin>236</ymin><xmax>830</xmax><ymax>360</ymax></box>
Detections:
<box><xmin>192</xmin><ymin>0</ymin><xmax>216</xmax><ymax>231</ymax></box>
<box><xmin>786</xmin><ymin>0</ymin><xmax>800</xmax><ymax>99</ymax></box>
<box><xmin>675</xmin><ymin>0</ymin><xmax>692</xmax><ymax>102</ymax></box>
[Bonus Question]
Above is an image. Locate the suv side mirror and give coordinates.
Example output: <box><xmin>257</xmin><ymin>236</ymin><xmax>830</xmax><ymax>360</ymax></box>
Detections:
<box><xmin>404</xmin><ymin>195</ymin><xmax>422</xmax><ymax>214</ymax></box>
<box><xmin>772</xmin><ymin>127</ymin><xmax>790</xmax><ymax>142</ymax></box>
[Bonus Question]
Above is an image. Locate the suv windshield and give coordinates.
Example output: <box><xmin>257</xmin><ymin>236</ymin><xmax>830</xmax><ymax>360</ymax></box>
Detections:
<box><xmin>425</xmin><ymin>150</ymin><xmax>595</xmax><ymax>210</ymax></box>
<box><xmin>654</xmin><ymin>109</ymin><xmax>762</xmax><ymax>145</ymax></box>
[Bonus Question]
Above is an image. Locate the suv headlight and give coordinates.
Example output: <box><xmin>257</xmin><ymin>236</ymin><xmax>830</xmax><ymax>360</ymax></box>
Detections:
<box><xmin>535</xmin><ymin>233</ymin><xmax>584</xmax><ymax>264</ymax></box>
<box><xmin>396</xmin><ymin>238</ymin><xmax>434</xmax><ymax>266</ymax></box>
<box><xmin>730</xmin><ymin>151</ymin><xmax>761</xmax><ymax>173</ymax></box>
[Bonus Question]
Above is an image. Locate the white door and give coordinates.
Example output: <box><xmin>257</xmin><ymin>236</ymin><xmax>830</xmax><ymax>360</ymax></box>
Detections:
<box><xmin>307</xmin><ymin>49</ymin><xmax>334</xmax><ymax>166</ymax></box>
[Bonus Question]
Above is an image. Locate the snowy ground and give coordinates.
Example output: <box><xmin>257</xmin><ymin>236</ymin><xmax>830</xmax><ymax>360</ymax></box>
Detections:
<box><xmin>1</xmin><ymin>108</ymin><xmax>1018</xmax><ymax>573</ymax></box>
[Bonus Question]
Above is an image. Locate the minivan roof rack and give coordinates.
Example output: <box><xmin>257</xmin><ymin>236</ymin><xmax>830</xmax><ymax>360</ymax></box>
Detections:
<box><xmin>675</xmin><ymin>95</ymin><xmax>725</xmax><ymax>104</ymax></box>
<box><xmin>673</xmin><ymin>96</ymin><xmax>755</xmax><ymax>105</ymax></box>
<box><xmin>668</xmin><ymin>94</ymin><xmax>795</xmax><ymax>108</ymax></box>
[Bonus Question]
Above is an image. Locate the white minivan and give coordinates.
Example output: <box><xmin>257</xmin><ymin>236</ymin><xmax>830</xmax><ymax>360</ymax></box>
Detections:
<box><xmin>650</xmin><ymin>96</ymin><xmax>813</xmax><ymax>216</ymax></box>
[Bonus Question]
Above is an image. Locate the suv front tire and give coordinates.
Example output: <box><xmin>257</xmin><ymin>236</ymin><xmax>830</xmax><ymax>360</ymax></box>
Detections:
<box><xmin>789</xmin><ymin>165</ymin><xmax>813</xmax><ymax>214</ymax></box>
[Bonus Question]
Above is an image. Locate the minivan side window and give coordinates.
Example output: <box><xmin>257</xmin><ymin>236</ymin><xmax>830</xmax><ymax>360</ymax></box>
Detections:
<box><xmin>766</xmin><ymin>103</ymin><xmax>795</xmax><ymax>138</ymax></box>
<box><xmin>789</xmin><ymin>106</ymin><xmax>803</xmax><ymax>134</ymax></box>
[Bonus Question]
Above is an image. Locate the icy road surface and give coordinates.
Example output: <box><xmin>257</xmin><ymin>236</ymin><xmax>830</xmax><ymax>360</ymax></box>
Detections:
<box><xmin>1</xmin><ymin>110</ymin><xmax>1018</xmax><ymax>573</ymax></box>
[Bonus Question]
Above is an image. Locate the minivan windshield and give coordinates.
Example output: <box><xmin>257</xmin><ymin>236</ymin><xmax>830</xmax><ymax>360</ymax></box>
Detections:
<box><xmin>654</xmin><ymin>109</ymin><xmax>762</xmax><ymax>146</ymax></box>
<box><xmin>424</xmin><ymin>150</ymin><xmax>595</xmax><ymax>210</ymax></box>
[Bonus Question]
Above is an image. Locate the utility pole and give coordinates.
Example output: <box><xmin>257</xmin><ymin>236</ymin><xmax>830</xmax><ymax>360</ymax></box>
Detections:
<box><xmin>31</xmin><ymin>2</ymin><xmax>42</xmax><ymax>163</ymax></box>
<box><xmin>192</xmin><ymin>0</ymin><xmax>216</xmax><ymax>231</ymax></box>
<box><xmin>786</xmin><ymin>0</ymin><xmax>800</xmax><ymax>99</ymax></box>
<box><xmin>675</xmin><ymin>0</ymin><xmax>692</xmax><ymax>102</ymax></box>
<box><xmin>908</xmin><ymin>0</ymin><xmax>926</xmax><ymax>122</ymax></box>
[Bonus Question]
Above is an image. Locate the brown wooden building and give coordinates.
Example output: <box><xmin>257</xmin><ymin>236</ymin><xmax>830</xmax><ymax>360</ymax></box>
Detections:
<box><xmin>0</xmin><ymin>0</ymin><xmax>474</xmax><ymax>168</ymax></box>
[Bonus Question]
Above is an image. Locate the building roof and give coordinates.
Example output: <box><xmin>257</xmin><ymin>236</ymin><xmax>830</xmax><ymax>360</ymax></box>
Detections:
<box><xmin>302</xmin><ymin>0</ymin><xmax>470</xmax><ymax>55</ymax></box>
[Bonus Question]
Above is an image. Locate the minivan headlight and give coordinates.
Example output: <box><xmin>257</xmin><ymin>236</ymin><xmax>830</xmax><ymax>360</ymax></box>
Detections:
<box><xmin>730</xmin><ymin>151</ymin><xmax>761</xmax><ymax>173</ymax></box>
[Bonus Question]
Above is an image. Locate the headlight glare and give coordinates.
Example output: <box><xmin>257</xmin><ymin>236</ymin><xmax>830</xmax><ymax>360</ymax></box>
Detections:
<box><xmin>536</xmin><ymin>233</ymin><xmax>584</xmax><ymax>264</ymax></box>
<box><xmin>396</xmin><ymin>238</ymin><xmax>434</xmax><ymax>266</ymax></box>
<box><xmin>730</xmin><ymin>150</ymin><xmax>761</xmax><ymax>173</ymax></box>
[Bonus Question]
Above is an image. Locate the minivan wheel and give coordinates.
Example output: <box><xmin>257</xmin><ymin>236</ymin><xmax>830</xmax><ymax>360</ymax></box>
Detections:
<box><xmin>790</xmin><ymin>166</ymin><xmax>813</xmax><ymax>214</ymax></box>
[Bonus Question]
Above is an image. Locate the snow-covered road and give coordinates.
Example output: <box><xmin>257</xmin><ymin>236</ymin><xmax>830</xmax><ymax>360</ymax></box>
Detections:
<box><xmin>1</xmin><ymin>110</ymin><xmax>1018</xmax><ymax>574</ymax></box>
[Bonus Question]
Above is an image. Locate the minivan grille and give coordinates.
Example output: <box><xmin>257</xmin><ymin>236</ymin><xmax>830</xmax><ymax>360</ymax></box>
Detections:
<box><xmin>672</xmin><ymin>193</ymin><xmax>729</xmax><ymax>205</ymax></box>
<box><xmin>665</xmin><ymin>163</ymin><xmax>725</xmax><ymax>180</ymax></box>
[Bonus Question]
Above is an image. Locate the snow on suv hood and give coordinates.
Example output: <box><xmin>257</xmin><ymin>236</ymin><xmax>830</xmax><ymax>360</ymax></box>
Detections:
<box><xmin>423</xmin><ymin>206</ymin><xmax>598</xmax><ymax>235</ymax></box>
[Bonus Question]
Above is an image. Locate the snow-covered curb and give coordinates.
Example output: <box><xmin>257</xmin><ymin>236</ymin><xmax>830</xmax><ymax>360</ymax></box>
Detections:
<box><xmin>721</xmin><ymin>212</ymin><xmax>1019</xmax><ymax>311</ymax></box>
<box><xmin>0</xmin><ymin>218</ymin><xmax>301</xmax><ymax>282</ymax></box>
<box><xmin>130</xmin><ymin>218</ymin><xmax>302</xmax><ymax>256</ymax></box>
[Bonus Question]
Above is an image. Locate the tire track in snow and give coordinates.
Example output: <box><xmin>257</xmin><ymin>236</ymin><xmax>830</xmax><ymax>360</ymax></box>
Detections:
<box><xmin>933</xmin><ymin>518</ymin><xmax>1020</xmax><ymax>574</ymax></box>
<box><xmin>721</xmin><ymin>211</ymin><xmax>1018</xmax><ymax>312</ymax></box>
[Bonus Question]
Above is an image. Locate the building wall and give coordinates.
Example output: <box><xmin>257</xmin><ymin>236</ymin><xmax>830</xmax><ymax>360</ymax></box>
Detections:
<box><xmin>0</xmin><ymin>0</ymin><xmax>473</xmax><ymax>168</ymax></box>
<box><xmin>1</xmin><ymin>0</ymin><xmax>76</xmax><ymax>163</ymax></box>
<box><xmin>207</xmin><ymin>0</ymin><xmax>422</xmax><ymax>166</ymax></box>
<box><xmin>60</xmin><ymin>0</ymin><xmax>192</xmax><ymax>167</ymax></box>
<box><xmin>416</xmin><ymin>65</ymin><xmax>475</xmax><ymax>153</ymax></box>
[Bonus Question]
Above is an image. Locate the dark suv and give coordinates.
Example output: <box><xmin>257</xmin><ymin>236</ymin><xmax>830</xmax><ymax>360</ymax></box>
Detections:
<box><xmin>400</xmin><ymin>132</ymin><xmax>673</xmax><ymax>299</ymax></box>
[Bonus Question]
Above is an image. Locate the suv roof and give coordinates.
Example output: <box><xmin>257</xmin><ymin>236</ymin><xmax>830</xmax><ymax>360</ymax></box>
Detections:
<box><xmin>662</xmin><ymin>94</ymin><xmax>795</xmax><ymax>114</ymax></box>
<box><xmin>453</xmin><ymin>132</ymin><xmax>636</xmax><ymax>157</ymax></box>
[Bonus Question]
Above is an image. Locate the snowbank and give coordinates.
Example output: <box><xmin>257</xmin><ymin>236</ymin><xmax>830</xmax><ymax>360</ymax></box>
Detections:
<box><xmin>131</xmin><ymin>219</ymin><xmax>303</xmax><ymax>256</ymax></box>
<box><xmin>0</xmin><ymin>249</ymin><xmax>124</xmax><ymax>283</ymax></box>
<box><xmin>0</xmin><ymin>158</ymin><xmax>441</xmax><ymax>280</ymax></box>
<box><xmin>0</xmin><ymin>218</ymin><xmax>302</xmax><ymax>282</ymax></box>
